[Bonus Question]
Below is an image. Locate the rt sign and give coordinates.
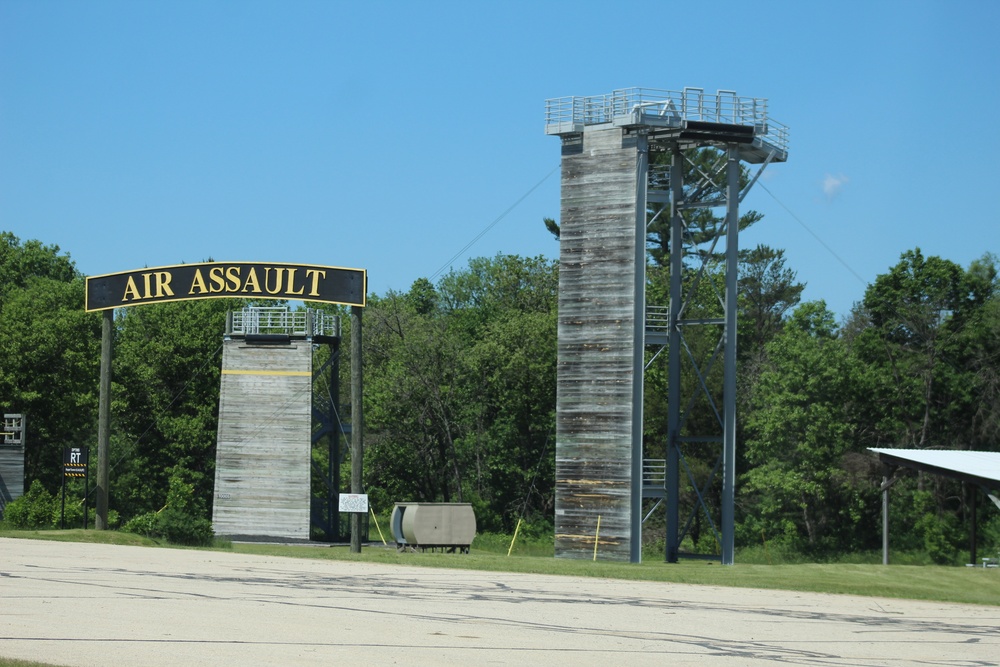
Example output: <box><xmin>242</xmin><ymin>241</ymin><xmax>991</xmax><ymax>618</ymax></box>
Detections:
<box><xmin>63</xmin><ymin>446</ymin><xmax>89</xmax><ymax>478</ymax></box>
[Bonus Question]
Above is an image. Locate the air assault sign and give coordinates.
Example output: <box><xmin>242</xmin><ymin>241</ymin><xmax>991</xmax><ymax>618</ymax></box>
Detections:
<box><xmin>85</xmin><ymin>261</ymin><xmax>366</xmax><ymax>311</ymax></box>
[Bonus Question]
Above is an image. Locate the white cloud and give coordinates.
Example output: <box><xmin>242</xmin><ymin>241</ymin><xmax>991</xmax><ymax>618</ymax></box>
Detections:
<box><xmin>822</xmin><ymin>173</ymin><xmax>849</xmax><ymax>199</ymax></box>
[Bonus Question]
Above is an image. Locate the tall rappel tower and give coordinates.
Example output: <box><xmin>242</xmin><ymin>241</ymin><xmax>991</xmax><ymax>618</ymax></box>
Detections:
<box><xmin>545</xmin><ymin>88</ymin><xmax>788</xmax><ymax>563</ymax></box>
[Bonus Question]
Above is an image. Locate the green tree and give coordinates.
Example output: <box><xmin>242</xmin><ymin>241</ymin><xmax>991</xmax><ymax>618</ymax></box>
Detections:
<box><xmin>855</xmin><ymin>248</ymin><xmax>990</xmax><ymax>450</ymax></box>
<box><xmin>121</xmin><ymin>466</ymin><xmax>214</xmax><ymax>545</ymax></box>
<box><xmin>736</xmin><ymin>245</ymin><xmax>806</xmax><ymax>477</ymax></box>
<box><xmin>363</xmin><ymin>255</ymin><xmax>558</xmax><ymax>532</ymax></box>
<box><xmin>741</xmin><ymin>301</ymin><xmax>871</xmax><ymax>552</ymax></box>
<box><xmin>963</xmin><ymin>253</ymin><xmax>1000</xmax><ymax>446</ymax></box>
<box><xmin>364</xmin><ymin>291</ymin><xmax>467</xmax><ymax>507</ymax></box>
<box><xmin>0</xmin><ymin>234</ymin><xmax>99</xmax><ymax>491</ymax></box>
<box><xmin>543</xmin><ymin>217</ymin><xmax>560</xmax><ymax>240</ymax></box>
<box><xmin>110</xmin><ymin>298</ymin><xmax>239</xmax><ymax>519</ymax></box>
<box><xmin>851</xmin><ymin>249</ymin><xmax>999</xmax><ymax>562</ymax></box>
<box><xmin>0</xmin><ymin>232</ymin><xmax>77</xmax><ymax>306</ymax></box>
<box><xmin>738</xmin><ymin>244</ymin><xmax>805</xmax><ymax>354</ymax></box>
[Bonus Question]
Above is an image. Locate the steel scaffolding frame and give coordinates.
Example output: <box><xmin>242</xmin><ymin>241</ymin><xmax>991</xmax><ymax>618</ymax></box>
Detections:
<box><xmin>661</xmin><ymin>145</ymin><xmax>741</xmax><ymax>564</ymax></box>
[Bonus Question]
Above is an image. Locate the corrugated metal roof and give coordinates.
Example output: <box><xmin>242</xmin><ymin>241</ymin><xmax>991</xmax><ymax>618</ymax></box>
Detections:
<box><xmin>869</xmin><ymin>448</ymin><xmax>1000</xmax><ymax>489</ymax></box>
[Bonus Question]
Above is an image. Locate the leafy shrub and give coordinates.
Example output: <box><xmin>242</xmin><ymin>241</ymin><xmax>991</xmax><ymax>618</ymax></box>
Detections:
<box><xmin>912</xmin><ymin>491</ymin><xmax>961</xmax><ymax>565</ymax></box>
<box><xmin>58</xmin><ymin>500</ymin><xmax>119</xmax><ymax>530</ymax></box>
<box><xmin>156</xmin><ymin>505</ymin><xmax>214</xmax><ymax>546</ymax></box>
<box><xmin>121</xmin><ymin>512</ymin><xmax>159</xmax><ymax>537</ymax></box>
<box><xmin>3</xmin><ymin>480</ymin><xmax>57</xmax><ymax>529</ymax></box>
<box><xmin>120</xmin><ymin>469</ymin><xmax>214</xmax><ymax>546</ymax></box>
<box><xmin>979</xmin><ymin>513</ymin><xmax>1000</xmax><ymax>562</ymax></box>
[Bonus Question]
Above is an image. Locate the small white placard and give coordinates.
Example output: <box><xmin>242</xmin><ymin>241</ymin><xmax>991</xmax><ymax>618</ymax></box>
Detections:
<box><xmin>338</xmin><ymin>493</ymin><xmax>369</xmax><ymax>513</ymax></box>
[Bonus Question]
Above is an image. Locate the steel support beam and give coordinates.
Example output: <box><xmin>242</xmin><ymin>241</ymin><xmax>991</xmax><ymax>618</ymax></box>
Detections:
<box><xmin>663</xmin><ymin>145</ymin><xmax>742</xmax><ymax>564</ymax></box>
<box><xmin>721</xmin><ymin>144</ymin><xmax>740</xmax><ymax>565</ymax></box>
<box><xmin>666</xmin><ymin>146</ymin><xmax>684</xmax><ymax>563</ymax></box>
<box><xmin>631</xmin><ymin>134</ymin><xmax>649</xmax><ymax>564</ymax></box>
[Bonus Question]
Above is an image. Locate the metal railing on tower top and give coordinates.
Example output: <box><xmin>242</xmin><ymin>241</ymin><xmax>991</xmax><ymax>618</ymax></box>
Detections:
<box><xmin>545</xmin><ymin>87</ymin><xmax>788</xmax><ymax>155</ymax></box>
<box><xmin>227</xmin><ymin>307</ymin><xmax>339</xmax><ymax>339</ymax></box>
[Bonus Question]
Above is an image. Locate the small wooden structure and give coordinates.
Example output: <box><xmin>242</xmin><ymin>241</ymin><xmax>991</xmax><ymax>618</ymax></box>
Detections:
<box><xmin>0</xmin><ymin>414</ymin><xmax>25</xmax><ymax>520</ymax></box>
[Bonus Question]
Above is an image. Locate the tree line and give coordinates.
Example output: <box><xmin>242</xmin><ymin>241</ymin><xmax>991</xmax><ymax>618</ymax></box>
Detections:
<box><xmin>1</xmin><ymin>221</ymin><xmax>997</xmax><ymax>562</ymax></box>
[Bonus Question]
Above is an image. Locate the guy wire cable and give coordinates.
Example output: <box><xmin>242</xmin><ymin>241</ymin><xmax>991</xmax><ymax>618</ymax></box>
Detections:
<box><xmin>429</xmin><ymin>164</ymin><xmax>559</xmax><ymax>282</ymax></box>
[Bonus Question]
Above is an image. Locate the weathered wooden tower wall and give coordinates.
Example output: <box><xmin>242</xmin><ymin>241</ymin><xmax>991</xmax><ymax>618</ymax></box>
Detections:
<box><xmin>212</xmin><ymin>341</ymin><xmax>312</xmax><ymax>540</ymax></box>
<box><xmin>555</xmin><ymin>125</ymin><xmax>644</xmax><ymax>561</ymax></box>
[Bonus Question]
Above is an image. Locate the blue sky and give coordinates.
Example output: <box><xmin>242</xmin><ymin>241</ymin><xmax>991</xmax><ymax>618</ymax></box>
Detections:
<box><xmin>2</xmin><ymin>0</ymin><xmax>998</xmax><ymax>319</ymax></box>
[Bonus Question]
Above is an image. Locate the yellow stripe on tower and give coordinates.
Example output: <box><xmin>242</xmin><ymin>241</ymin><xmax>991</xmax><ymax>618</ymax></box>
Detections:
<box><xmin>221</xmin><ymin>370</ymin><xmax>312</xmax><ymax>377</ymax></box>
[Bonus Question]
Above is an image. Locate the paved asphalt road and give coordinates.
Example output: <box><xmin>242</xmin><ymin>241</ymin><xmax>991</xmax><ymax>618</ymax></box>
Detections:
<box><xmin>1</xmin><ymin>537</ymin><xmax>998</xmax><ymax>666</ymax></box>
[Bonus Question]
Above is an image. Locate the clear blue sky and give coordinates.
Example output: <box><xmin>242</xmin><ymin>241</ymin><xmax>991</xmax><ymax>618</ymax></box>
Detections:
<box><xmin>2</xmin><ymin>0</ymin><xmax>998</xmax><ymax>318</ymax></box>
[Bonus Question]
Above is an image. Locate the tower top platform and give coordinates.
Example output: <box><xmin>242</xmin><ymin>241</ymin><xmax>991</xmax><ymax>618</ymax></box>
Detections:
<box><xmin>545</xmin><ymin>87</ymin><xmax>788</xmax><ymax>164</ymax></box>
<box><xmin>225</xmin><ymin>306</ymin><xmax>339</xmax><ymax>342</ymax></box>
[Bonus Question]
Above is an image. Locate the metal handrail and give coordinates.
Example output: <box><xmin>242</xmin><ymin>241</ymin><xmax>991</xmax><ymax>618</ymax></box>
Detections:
<box><xmin>229</xmin><ymin>307</ymin><xmax>338</xmax><ymax>338</ymax></box>
<box><xmin>545</xmin><ymin>87</ymin><xmax>788</xmax><ymax>154</ymax></box>
<box><xmin>645</xmin><ymin>305</ymin><xmax>670</xmax><ymax>332</ymax></box>
<box><xmin>644</xmin><ymin>459</ymin><xmax>666</xmax><ymax>486</ymax></box>
<box><xmin>648</xmin><ymin>164</ymin><xmax>671</xmax><ymax>191</ymax></box>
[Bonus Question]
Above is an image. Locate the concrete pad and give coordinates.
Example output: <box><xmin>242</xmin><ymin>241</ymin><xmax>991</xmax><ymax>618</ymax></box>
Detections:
<box><xmin>1</xmin><ymin>537</ymin><xmax>997</xmax><ymax>666</ymax></box>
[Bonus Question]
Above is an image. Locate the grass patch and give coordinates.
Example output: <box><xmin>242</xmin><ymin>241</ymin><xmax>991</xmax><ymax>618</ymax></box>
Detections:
<box><xmin>0</xmin><ymin>528</ymin><xmax>230</xmax><ymax>550</ymax></box>
<box><xmin>3</xmin><ymin>527</ymin><xmax>998</xmax><ymax>606</ymax></box>
<box><xmin>467</xmin><ymin>531</ymin><xmax>554</xmax><ymax>557</ymax></box>
<box><xmin>734</xmin><ymin>543</ymin><xmax>940</xmax><ymax>566</ymax></box>
<box><xmin>226</xmin><ymin>540</ymin><xmax>1000</xmax><ymax>606</ymax></box>
<box><xmin>0</xmin><ymin>528</ymin><xmax>158</xmax><ymax>547</ymax></box>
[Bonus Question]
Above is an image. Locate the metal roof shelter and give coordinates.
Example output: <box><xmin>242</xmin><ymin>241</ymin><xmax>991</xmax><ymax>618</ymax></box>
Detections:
<box><xmin>869</xmin><ymin>448</ymin><xmax>1000</xmax><ymax>565</ymax></box>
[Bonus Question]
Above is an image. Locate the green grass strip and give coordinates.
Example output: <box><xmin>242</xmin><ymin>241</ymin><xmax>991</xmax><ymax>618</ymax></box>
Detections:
<box><xmin>4</xmin><ymin>529</ymin><xmax>998</xmax><ymax>607</ymax></box>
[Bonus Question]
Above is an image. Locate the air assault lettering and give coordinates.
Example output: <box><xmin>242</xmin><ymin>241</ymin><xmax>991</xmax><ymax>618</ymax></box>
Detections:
<box><xmin>122</xmin><ymin>272</ymin><xmax>174</xmax><ymax>302</ymax></box>
<box><xmin>86</xmin><ymin>262</ymin><xmax>364</xmax><ymax>311</ymax></box>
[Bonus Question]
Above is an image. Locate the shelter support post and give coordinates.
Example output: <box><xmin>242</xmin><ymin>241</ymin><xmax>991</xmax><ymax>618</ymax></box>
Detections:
<box><xmin>879</xmin><ymin>468</ymin><xmax>899</xmax><ymax>566</ymax></box>
<box><xmin>970</xmin><ymin>485</ymin><xmax>977</xmax><ymax>565</ymax></box>
<box><xmin>882</xmin><ymin>475</ymin><xmax>889</xmax><ymax>566</ymax></box>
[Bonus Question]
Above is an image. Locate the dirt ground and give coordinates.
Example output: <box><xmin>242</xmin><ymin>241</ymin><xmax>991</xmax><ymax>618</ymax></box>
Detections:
<box><xmin>1</xmin><ymin>537</ymin><xmax>997</xmax><ymax>666</ymax></box>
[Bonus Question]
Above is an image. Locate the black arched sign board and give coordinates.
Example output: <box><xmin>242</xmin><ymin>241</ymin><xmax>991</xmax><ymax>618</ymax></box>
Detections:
<box><xmin>85</xmin><ymin>261</ymin><xmax>366</xmax><ymax>311</ymax></box>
